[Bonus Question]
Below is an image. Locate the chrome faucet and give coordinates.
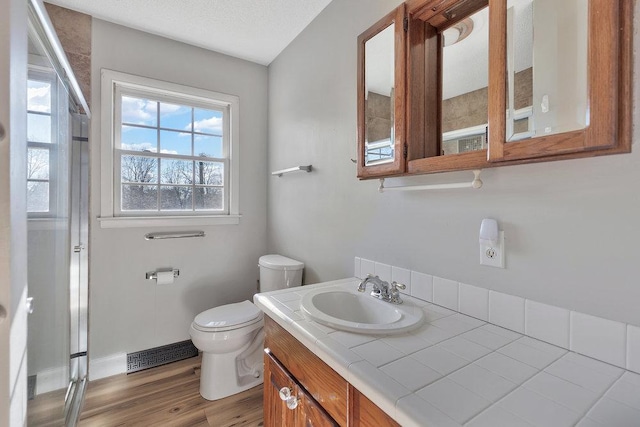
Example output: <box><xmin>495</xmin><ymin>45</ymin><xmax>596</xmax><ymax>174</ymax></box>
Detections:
<box><xmin>357</xmin><ymin>274</ymin><xmax>406</xmax><ymax>304</ymax></box>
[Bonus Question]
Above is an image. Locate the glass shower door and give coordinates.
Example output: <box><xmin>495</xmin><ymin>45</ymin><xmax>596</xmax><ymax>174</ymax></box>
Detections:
<box><xmin>26</xmin><ymin>1</ymin><xmax>90</xmax><ymax>425</ymax></box>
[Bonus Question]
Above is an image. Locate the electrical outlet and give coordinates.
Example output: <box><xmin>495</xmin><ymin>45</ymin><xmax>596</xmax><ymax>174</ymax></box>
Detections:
<box><xmin>480</xmin><ymin>231</ymin><xmax>505</xmax><ymax>268</ymax></box>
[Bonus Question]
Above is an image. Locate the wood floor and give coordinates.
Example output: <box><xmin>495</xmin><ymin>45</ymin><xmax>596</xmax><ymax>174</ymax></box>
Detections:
<box><xmin>27</xmin><ymin>355</ymin><xmax>264</xmax><ymax>427</ymax></box>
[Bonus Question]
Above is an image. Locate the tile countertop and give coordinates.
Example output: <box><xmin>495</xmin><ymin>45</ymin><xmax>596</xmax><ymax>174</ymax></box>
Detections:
<box><xmin>254</xmin><ymin>278</ymin><xmax>640</xmax><ymax>427</ymax></box>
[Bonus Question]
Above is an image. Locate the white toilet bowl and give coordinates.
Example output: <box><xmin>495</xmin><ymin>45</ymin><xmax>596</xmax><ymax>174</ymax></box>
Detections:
<box><xmin>189</xmin><ymin>300</ymin><xmax>265</xmax><ymax>401</ymax></box>
<box><xmin>190</xmin><ymin>254</ymin><xmax>304</xmax><ymax>401</ymax></box>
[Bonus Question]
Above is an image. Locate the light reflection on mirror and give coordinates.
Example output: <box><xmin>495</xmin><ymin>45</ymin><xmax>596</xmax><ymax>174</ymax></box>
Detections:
<box><xmin>506</xmin><ymin>0</ymin><xmax>588</xmax><ymax>142</ymax></box>
<box><xmin>441</xmin><ymin>7</ymin><xmax>489</xmax><ymax>155</ymax></box>
<box><xmin>364</xmin><ymin>23</ymin><xmax>395</xmax><ymax>165</ymax></box>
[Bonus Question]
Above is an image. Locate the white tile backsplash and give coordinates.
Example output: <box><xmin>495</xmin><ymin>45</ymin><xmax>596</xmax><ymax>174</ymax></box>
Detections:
<box><xmin>627</xmin><ymin>324</ymin><xmax>640</xmax><ymax>374</ymax></box>
<box><xmin>433</xmin><ymin>277</ymin><xmax>459</xmax><ymax>310</ymax></box>
<box><xmin>375</xmin><ymin>262</ymin><xmax>392</xmax><ymax>283</ymax></box>
<box><xmin>391</xmin><ymin>266</ymin><xmax>411</xmax><ymax>295</ymax></box>
<box><xmin>355</xmin><ymin>256</ymin><xmax>640</xmax><ymax>377</ymax></box>
<box><xmin>360</xmin><ymin>258</ymin><xmax>375</xmax><ymax>279</ymax></box>
<box><xmin>570</xmin><ymin>311</ymin><xmax>627</xmax><ymax>368</ymax></box>
<box><xmin>459</xmin><ymin>282</ymin><xmax>489</xmax><ymax>321</ymax></box>
<box><xmin>410</xmin><ymin>271</ymin><xmax>433</xmax><ymax>302</ymax></box>
<box><xmin>525</xmin><ymin>299</ymin><xmax>570</xmax><ymax>348</ymax></box>
<box><xmin>489</xmin><ymin>291</ymin><xmax>525</xmax><ymax>333</ymax></box>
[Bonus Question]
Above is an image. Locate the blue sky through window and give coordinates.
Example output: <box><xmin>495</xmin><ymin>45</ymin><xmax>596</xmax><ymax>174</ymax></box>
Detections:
<box><xmin>121</xmin><ymin>95</ymin><xmax>224</xmax><ymax>158</ymax></box>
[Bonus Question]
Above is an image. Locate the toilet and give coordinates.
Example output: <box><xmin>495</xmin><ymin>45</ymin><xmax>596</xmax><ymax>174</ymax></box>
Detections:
<box><xmin>189</xmin><ymin>254</ymin><xmax>304</xmax><ymax>401</ymax></box>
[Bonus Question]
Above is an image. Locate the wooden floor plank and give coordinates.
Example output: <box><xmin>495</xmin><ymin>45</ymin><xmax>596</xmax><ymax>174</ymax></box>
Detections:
<box><xmin>28</xmin><ymin>355</ymin><xmax>264</xmax><ymax>427</ymax></box>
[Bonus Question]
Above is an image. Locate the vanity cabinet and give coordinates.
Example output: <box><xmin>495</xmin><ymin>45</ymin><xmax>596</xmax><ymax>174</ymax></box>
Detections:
<box><xmin>264</xmin><ymin>352</ymin><xmax>337</xmax><ymax>426</ymax></box>
<box><xmin>263</xmin><ymin>316</ymin><xmax>400</xmax><ymax>427</ymax></box>
<box><xmin>357</xmin><ymin>0</ymin><xmax>633</xmax><ymax>179</ymax></box>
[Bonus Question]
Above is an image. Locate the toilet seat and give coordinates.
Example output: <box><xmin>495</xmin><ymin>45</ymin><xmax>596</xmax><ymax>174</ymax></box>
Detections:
<box><xmin>193</xmin><ymin>300</ymin><xmax>262</xmax><ymax>332</ymax></box>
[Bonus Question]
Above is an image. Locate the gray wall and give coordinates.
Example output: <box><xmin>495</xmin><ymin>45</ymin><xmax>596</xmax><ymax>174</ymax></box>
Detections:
<box><xmin>267</xmin><ymin>0</ymin><xmax>640</xmax><ymax>326</ymax></box>
<box><xmin>90</xmin><ymin>20</ymin><xmax>269</xmax><ymax>359</ymax></box>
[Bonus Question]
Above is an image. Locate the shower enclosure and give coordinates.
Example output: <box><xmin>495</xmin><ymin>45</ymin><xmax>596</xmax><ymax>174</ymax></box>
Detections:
<box><xmin>26</xmin><ymin>1</ymin><xmax>90</xmax><ymax>425</ymax></box>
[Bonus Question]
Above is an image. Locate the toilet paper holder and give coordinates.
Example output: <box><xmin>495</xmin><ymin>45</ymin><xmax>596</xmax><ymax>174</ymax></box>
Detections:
<box><xmin>146</xmin><ymin>268</ymin><xmax>180</xmax><ymax>280</ymax></box>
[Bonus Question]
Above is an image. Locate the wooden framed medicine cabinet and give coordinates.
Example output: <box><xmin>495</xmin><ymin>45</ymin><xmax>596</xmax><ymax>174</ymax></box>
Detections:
<box><xmin>356</xmin><ymin>0</ymin><xmax>633</xmax><ymax>179</ymax></box>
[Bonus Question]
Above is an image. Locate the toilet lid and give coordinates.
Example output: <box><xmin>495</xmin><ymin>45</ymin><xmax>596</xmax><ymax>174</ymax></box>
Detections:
<box><xmin>194</xmin><ymin>300</ymin><xmax>261</xmax><ymax>329</ymax></box>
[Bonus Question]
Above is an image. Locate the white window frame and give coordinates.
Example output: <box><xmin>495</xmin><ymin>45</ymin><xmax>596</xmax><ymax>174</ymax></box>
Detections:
<box><xmin>99</xmin><ymin>69</ymin><xmax>240</xmax><ymax>228</ymax></box>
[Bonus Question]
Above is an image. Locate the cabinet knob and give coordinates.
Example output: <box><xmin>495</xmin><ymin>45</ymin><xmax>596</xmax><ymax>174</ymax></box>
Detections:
<box><xmin>278</xmin><ymin>386</ymin><xmax>300</xmax><ymax>410</ymax></box>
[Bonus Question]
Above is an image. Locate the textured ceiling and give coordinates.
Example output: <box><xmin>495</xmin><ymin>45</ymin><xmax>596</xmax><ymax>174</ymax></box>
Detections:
<box><xmin>45</xmin><ymin>0</ymin><xmax>334</xmax><ymax>65</ymax></box>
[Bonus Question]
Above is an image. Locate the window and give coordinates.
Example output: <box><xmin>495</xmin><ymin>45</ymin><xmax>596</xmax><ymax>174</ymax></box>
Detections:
<box><xmin>100</xmin><ymin>70</ymin><xmax>240</xmax><ymax>227</ymax></box>
<box><xmin>27</xmin><ymin>73</ymin><xmax>56</xmax><ymax>215</ymax></box>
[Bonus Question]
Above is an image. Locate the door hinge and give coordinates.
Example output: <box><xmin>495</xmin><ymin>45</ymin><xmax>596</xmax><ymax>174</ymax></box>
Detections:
<box><xmin>403</xmin><ymin>143</ymin><xmax>408</xmax><ymax>158</ymax></box>
<box><xmin>403</xmin><ymin>17</ymin><xmax>409</xmax><ymax>32</ymax></box>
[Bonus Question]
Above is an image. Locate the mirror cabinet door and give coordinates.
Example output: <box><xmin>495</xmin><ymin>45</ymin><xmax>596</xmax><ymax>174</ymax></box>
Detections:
<box><xmin>357</xmin><ymin>4</ymin><xmax>406</xmax><ymax>179</ymax></box>
<box><xmin>361</xmin><ymin>0</ymin><xmax>631</xmax><ymax>179</ymax></box>
<box><xmin>441</xmin><ymin>6</ymin><xmax>489</xmax><ymax>156</ymax></box>
<box><xmin>488</xmin><ymin>0</ymin><xmax>631</xmax><ymax>161</ymax></box>
<box><xmin>406</xmin><ymin>0</ymin><xmax>492</xmax><ymax>175</ymax></box>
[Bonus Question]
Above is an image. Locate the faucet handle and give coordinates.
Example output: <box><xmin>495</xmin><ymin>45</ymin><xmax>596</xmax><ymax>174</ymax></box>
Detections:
<box><xmin>388</xmin><ymin>281</ymin><xmax>406</xmax><ymax>304</ymax></box>
<box><xmin>391</xmin><ymin>281</ymin><xmax>406</xmax><ymax>291</ymax></box>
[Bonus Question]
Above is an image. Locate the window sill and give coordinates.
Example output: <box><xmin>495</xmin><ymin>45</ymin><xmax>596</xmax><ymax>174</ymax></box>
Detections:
<box><xmin>97</xmin><ymin>214</ymin><xmax>241</xmax><ymax>229</ymax></box>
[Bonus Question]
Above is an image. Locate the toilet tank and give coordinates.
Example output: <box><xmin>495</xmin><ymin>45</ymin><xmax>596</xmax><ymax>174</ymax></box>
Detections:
<box><xmin>258</xmin><ymin>254</ymin><xmax>304</xmax><ymax>292</ymax></box>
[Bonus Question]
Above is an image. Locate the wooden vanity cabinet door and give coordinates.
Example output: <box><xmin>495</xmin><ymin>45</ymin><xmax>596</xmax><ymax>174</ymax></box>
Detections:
<box><xmin>264</xmin><ymin>350</ymin><xmax>338</xmax><ymax>427</ymax></box>
<box><xmin>349</xmin><ymin>386</ymin><xmax>400</xmax><ymax>427</ymax></box>
<box><xmin>264</xmin><ymin>351</ymin><xmax>297</xmax><ymax>427</ymax></box>
<box><xmin>265</xmin><ymin>317</ymin><xmax>348</xmax><ymax>424</ymax></box>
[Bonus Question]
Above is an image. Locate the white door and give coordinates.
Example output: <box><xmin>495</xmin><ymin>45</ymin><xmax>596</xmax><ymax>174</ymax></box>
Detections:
<box><xmin>0</xmin><ymin>0</ymin><xmax>29</xmax><ymax>426</ymax></box>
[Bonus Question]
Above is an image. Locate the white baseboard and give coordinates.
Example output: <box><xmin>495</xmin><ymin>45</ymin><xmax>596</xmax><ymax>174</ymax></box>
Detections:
<box><xmin>89</xmin><ymin>353</ymin><xmax>127</xmax><ymax>381</ymax></box>
<box><xmin>36</xmin><ymin>366</ymin><xmax>69</xmax><ymax>395</ymax></box>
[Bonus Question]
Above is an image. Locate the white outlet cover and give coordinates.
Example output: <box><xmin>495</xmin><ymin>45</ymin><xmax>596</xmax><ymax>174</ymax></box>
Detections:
<box><xmin>480</xmin><ymin>231</ymin><xmax>505</xmax><ymax>268</ymax></box>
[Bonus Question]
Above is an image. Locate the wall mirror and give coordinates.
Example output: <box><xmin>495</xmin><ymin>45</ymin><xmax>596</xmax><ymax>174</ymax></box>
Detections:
<box><xmin>504</xmin><ymin>0</ymin><xmax>587</xmax><ymax>143</ymax></box>
<box><xmin>357</xmin><ymin>4</ymin><xmax>406</xmax><ymax>179</ymax></box>
<box><xmin>488</xmin><ymin>0</ymin><xmax>631</xmax><ymax>162</ymax></box>
<box><xmin>365</xmin><ymin>23</ymin><xmax>395</xmax><ymax>165</ymax></box>
<box><xmin>441</xmin><ymin>6</ymin><xmax>489</xmax><ymax>156</ymax></box>
<box><xmin>358</xmin><ymin>0</ymin><xmax>630</xmax><ymax>179</ymax></box>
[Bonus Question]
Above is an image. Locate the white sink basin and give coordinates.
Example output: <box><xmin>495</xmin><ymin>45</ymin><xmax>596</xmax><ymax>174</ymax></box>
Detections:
<box><xmin>300</xmin><ymin>288</ymin><xmax>424</xmax><ymax>334</ymax></box>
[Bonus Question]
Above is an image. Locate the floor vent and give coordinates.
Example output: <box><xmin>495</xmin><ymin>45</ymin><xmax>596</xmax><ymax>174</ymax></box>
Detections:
<box><xmin>127</xmin><ymin>340</ymin><xmax>198</xmax><ymax>373</ymax></box>
<box><xmin>28</xmin><ymin>375</ymin><xmax>37</xmax><ymax>400</ymax></box>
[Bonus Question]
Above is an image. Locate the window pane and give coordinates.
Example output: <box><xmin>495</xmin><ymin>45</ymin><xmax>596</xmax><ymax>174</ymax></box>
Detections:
<box><xmin>27</xmin><ymin>181</ymin><xmax>49</xmax><ymax>212</ymax></box>
<box><xmin>27</xmin><ymin>148</ymin><xmax>50</xmax><ymax>180</ymax></box>
<box><xmin>161</xmin><ymin>159</ymin><xmax>193</xmax><ymax>185</ymax></box>
<box><xmin>27</xmin><ymin>113</ymin><xmax>51</xmax><ymax>143</ymax></box>
<box><xmin>194</xmin><ymin>161</ymin><xmax>223</xmax><ymax>185</ymax></box>
<box><xmin>194</xmin><ymin>135</ymin><xmax>223</xmax><ymax>158</ymax></box>
<box><xmin>121</xmin><ymin>125</ymin><xmax>158</xmax><ymax>152</ymax></box>
<box><xmin>160</xmin><ymin>102</ymin><xmax>192</xmax><ymax>131</ymax></box>
<box><xmin>195</xmin><ymin>187</ymin><xmax>223</xmax><ymax>210</ymax></box>
<box><xmin>160</xmin><ymin>130</ymin><xmax>191</xmax><ymax>156</ymax></box>
<box><xmin>122</xmin><ymin>184</ymin><xmax>158</xmax><ymax>210</ymax></box>
<box><xmin>27</xmin><ymin>80</ymin><xmax>51</xmax><ymax>113</ymax></box>
<box><xmin>121</xmin><ymin>155</ymin><xmax>158</xmax><ymax>183</ymax></box>
<box><xmin>194</xmin><ymin>108</ymin><xmax>223</xmax><ymax>135</ymax></box>
<box><xmin>122</xmin><ymin>96</ymin><xmax>157</xmax><ymax>126</ymax></box>
<box><xmin>160</xmin><ymin>186</ymin><xmax>193</xmax><ymax>210</ymax></box>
